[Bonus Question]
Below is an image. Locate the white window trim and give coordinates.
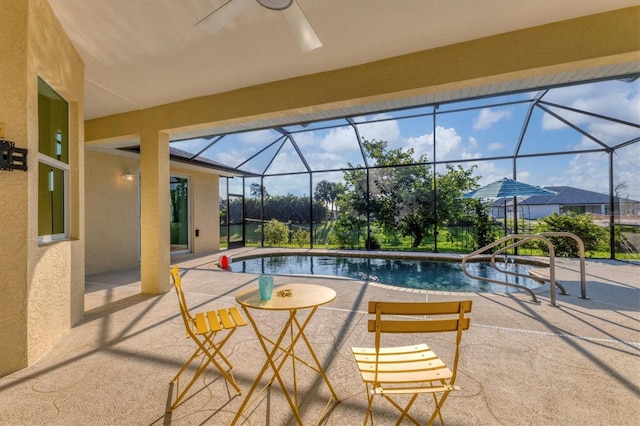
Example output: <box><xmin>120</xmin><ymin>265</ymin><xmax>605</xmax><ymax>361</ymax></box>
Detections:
<box><xmin>38</xmin><ymin>152</ymin><xmax>70</xmax><ymax>244</ymax></box>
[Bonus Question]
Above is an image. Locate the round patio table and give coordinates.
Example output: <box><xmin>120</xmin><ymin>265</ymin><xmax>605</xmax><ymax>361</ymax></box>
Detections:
<box><xmin>232</xmin><ymin>283</ymin><xmax>340</xmax><ymax>425</ymax></box>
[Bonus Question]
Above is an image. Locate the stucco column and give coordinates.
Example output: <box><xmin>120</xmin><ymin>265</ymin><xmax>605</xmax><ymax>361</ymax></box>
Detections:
<box><xmin>0</xmin><ymin>0</ymin><xmax>28</xmax><ymax>375</ymax></box>
<box><xmin>140</xmin><ymin>129</ymin><xmax>170</xmax><ymax>294</ymax></box>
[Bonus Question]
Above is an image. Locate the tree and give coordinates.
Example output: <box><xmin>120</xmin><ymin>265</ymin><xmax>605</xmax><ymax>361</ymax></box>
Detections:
<box><xmin>245</xmin><ymin>194</ymin><xmax>326</xmax><ymax>224</ymax></box>
<box><xmin>471</xmin><ymin>199</ymin><xmax>496</xmax><ymax>250</ymax></box>
<box><xmin>339</xmin><ymin>139</ymin><xmax>479</xmax><ymax>248</ymax></box>
<box><xmin>249</xmin><ymin>183</ymin><xmax>269</xmax><ymax>199</ymax></box>
<box><xmin>615</xmin><ymin>181</ymin><xmax>628</xmax><ymax>198</ymax></box>
<box><xmin>314</xmin><ymin>180</ymin><xmax>342</xmax><ymax>219</ymax></box>
<box><xmin>329</xmin><ymin>213</ymin><xmax>365</xmax><ymax>249</ymax></box>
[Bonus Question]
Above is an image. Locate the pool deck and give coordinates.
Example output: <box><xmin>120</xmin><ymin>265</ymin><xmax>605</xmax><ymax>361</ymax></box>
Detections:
<box><xmin>0</xmin><ymin>247</ymin><xmax>638</xmax><ymax>425</ymax></box>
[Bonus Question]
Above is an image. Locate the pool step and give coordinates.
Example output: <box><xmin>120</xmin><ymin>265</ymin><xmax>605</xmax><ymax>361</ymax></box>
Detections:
<box><xmin>528</xmin><ymin>267</ymin><xmax>550</xmax><ymax>283</ymax></box>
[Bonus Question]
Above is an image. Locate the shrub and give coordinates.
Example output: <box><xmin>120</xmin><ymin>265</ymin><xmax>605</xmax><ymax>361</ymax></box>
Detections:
<box><xmin>329</xmin><ymin>215</ymin><xmax>363</xmax><ymax>249</ymax></box>
<box><xmin>292</xmin><ymin>229</ymin><xmax>310</xmax><ymax>248</ymax></box>
<box><xmin>263</xmin><ymin>219</ymin><xmax>289</xmax><ymax>246</ymax></box>
<box><xmin>534</xmin><ymin>212</ymin><xmax>608</xmax><ymax>257</ymax></box>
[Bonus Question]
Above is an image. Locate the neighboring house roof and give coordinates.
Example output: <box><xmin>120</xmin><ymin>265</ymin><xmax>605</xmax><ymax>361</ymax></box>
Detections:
<box><xmin>494</xmin><ymin>186</ymin><xmax>640</xmax><ymax>206</ymax></box>
<box><xmin>120</xmin><ymin>146</ymin><xmax>259</xmax><ymax>177</ymax></box>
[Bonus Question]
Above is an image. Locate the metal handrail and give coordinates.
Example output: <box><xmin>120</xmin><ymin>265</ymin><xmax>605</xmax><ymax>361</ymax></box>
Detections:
<box><xmin>538</xmin><ymin>232</ymin><xmax>588</xmax><ymax>300</ymax></box>
<box><xmin>462</xmin><ymin>234</ymin><xmax>555</xmax><ymax>305</ymax></box>
<box><xmin>461</xmin><ymin>232</ymin><xmax>588</xmax><ymax>306</ymax></box>
<box><xmin>490</xmin><ymin>237</ymin><xmax>568</xmax><ymax>299</ymax></box>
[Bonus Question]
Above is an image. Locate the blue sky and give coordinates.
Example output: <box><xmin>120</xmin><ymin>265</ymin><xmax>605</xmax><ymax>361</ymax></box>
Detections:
<box><xmin>174</xmin><ymin>78</ymin><xmax>640</xmax><ymax>201</ymax></box>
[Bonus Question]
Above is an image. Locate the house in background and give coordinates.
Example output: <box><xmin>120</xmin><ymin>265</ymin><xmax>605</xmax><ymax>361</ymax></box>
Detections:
<box><xmin>493</xmin><ymin>186</ymin><xmax>640</xmax><ymax>220</ymax></box>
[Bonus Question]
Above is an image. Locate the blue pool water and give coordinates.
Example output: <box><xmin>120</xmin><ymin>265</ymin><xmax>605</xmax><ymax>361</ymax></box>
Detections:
<box><xmin>229</xmin><ymin>255</ymin><xmax>542</xmax><ymax>293</ymax></box>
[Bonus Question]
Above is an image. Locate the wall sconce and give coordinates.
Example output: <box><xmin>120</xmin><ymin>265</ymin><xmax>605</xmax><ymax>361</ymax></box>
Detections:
<box><xmin>121</xmin><ymin>171</ymin><xmax>134</xmax><ymax>182</ymax></box>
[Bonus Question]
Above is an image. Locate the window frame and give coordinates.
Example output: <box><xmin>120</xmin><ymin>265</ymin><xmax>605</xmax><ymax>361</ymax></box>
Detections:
<box><xmin>37</xmin><ymin>77</ymin><xmax>70</xmax><ymax>244</ymax></box>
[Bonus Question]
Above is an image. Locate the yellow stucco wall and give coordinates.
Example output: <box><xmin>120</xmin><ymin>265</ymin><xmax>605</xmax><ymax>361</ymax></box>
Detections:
<box><xmin>0</xmin><ymin>0</ymin><xmax>30</xmax><ymax>376</ymax></box>
<box><xmin>84</xmin><ymin>151</ymin><xmax>140</xmax><ymax>274</ymax></box>
<box><xmin>0</xmin><ymin>0</ymin><xmax>84</xmax><ymax>375</ymax></box>
<box><xmin>84</xmin><ymin>150</ymin><xmax>221</xmax><ymax>274</ymax></box>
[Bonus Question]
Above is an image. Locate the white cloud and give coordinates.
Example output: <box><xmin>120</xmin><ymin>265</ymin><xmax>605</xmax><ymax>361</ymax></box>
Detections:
<box><xmin>321</xmin><ymin>126</ymin><xmax>363</xmax><ymax>154</ymax></box>
<box><xmin>541</xmin><ymin>110</ymin><xmax>579</xmax><ymax>130</ymax></box>
<box><xmin>487</xmin><ymin>142</ymin><xmax>504</xmax><ymax>150</ymax></box>
<box><xmin>473</xmin><ymin>108</ymin><xmax>512</xmax><ymax>130</ymax></box>
<box><xmin>561</xmin><ymin>152</ymin><xmax>611</xmax><ymax>194</ymax></box>
<box><xmin>239</xmin><ymin>129</ymin><xmax>277</xmax><ymax>145</ymax></box>
<box><xmin>405</xmin><ymin>133</ymin><xmax>434</xmax><ymax>158</ymax></box>
<box><xmin>212</xmin><ymin>146</ymin><xmax>256</xmax><ymax>168</ymax></box>
<box><xmin>473</xmin><ymin>161</ymin><xmax>510</xmax><ymax>186</ymax></box>
<box><xmin>468</xmin><ymin>136</ymin><xmax>478</xmax><ymax>149</ymax></box>
<box><xmin>436</xmin><ymin>126</ymin><xmax>479</xmax><ymax>161</ymax></box>
<box><xmin>171</xmin><ymin>138</ymin><xmax>208</xmax><ymax>154</ymax></box>
<box><xmin>541</xmin><ymin>80</ymin><xmax>640</xmax><ymax>137</ymax></box>
<box><xmin>357</xmin><ymin>114</ymin><xmax>403</xmax><ymax>148</ymax></box>
<box><xmin>263</xmin><ymin>173</ymin><xmax>310</xmax><ymax>197</ymax></box>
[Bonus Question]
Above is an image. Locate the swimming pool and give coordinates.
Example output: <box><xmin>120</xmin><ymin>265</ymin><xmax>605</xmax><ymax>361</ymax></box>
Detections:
<box><xmin>228</xmin><ymin>255</ymin><xmax>542</xmax><ymax>293</ymax></box>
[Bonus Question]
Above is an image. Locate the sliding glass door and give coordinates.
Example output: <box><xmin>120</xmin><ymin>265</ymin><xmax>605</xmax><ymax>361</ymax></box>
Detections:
<box><xmin>170</xmin><ymin>176</ymin><xmax>190</xmax><ymax>253</ymax></box>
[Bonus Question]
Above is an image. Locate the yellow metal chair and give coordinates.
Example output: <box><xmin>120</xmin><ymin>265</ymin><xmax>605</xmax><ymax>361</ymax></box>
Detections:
<box><xmin>169</xmin><ymin>265</ymin><xmax>247</xmax><ymax>411</ymax></box>
<box><xmin>351</xmin><ymin>300</ymin><xmax>472</xmax><ymax>425</ymax></box>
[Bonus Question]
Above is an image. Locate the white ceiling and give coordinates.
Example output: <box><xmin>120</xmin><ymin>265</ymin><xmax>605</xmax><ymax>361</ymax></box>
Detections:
<box><xmin>49</xmin><ymin>0</ymin><xmax>639</xmax><ymax>125</ymax></box>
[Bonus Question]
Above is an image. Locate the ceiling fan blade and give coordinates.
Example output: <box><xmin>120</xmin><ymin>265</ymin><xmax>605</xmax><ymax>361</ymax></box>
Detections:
<box><xmin>283</xmin><ymin>1</ymin><xmax>323</xmax><ymax>52</ymax></box>
<box><xmin>195</xmin><ymin>0</ymin><xmax>253</xmax><ymax>32</ymax></box>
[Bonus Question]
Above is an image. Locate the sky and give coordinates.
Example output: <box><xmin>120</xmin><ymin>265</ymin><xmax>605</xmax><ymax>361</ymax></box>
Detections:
<box><xmin>173</xmin><ymin>77</ymin><xmax>640</xmax><ymax>201</ymax></box>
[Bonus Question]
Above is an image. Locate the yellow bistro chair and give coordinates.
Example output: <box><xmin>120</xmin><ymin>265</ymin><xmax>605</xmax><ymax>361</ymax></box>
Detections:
<box><xmin>351</xmin><ymin>300</ymin><xmax>472</xmax><ymax>425</ymax></box>
<box><xmin>169</xmin><ymin>265</ymin><xmax>247</xmax><ymax>411</ymax></box>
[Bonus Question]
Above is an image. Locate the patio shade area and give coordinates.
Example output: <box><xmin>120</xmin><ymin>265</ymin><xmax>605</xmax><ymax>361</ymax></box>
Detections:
<box><xmin>0</xmin><ymin>249</ymin><xmax>638</xmax><ymax>425</ymax></box>
<box><xmin>5</xmin><ymin>0</ymin><xmax>640</xmax><ymax>401</ymax></box>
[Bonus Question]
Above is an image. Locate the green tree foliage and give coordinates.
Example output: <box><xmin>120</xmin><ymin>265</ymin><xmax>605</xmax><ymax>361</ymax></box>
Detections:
<box><xmin>314</xmin><ymin>180</ymin><xmax>344</xmax><ymax>219</ymax></box>
<box><xmin>471</xmin><ymin>200</ymin><xmax>497</xmax><ymax>250</ymax></box>
<box><xmin>535</xmin><ymin>212</ymin><xmax>608</xmax><ymax>256</ymax></box>
<box><xmin>249</xmin><ymin>183</ymin><xmax>269</xmax><ymax>199</ymax></box>
<box><xmin>338</xmin><ymin>139</ymin><xmax>480</xmax><ymax>248</ymax></box>
<box><xmin>329</xmin><ymin>214</ymin><xmax>364</xmax><ymax>249</ymax></box>
<box><xmin>262</xmin><ymin>219</ymin><xmax>289</xmax><ymax>246</ymax></box>
<box><xmin>219</xmin><ymin>197</ymin><xmax>227</xmax><ymax>224</ymax></box>
<box><xmin>242</xmin><ymin>195</ymin><xmax>326</xmax><ymax>223</ymax></box>
<box><xmin>292</xmin><ymin>229</ymin><xmax>310</xmax><ymax>247</ymax></box>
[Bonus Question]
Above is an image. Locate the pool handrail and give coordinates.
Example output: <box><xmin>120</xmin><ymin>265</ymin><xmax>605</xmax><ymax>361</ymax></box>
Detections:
<box><xmin>462</xmin><ymin>234</ymin><xmax>555</xmax><ymax>305</ymax></box>
<box><xmin>538</xmin><ymin>232</ymin><xmax>588</xmax><ymax>300</ymax></box>
<box><xmin>489</xmin><ymin>238</ymin><xmax>568</xmax><ymax>298</ymax></box>
<box><xmin>462</xmin><ymin>232</ymin><xmax>587</xmax><ymax>306</ymax></box>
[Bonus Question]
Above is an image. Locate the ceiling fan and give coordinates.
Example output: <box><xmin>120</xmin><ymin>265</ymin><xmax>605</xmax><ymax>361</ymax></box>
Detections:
<box><xmin>196</xmin><ymin>0</ymin><xmax>323</xmax><ymax>53</ymax></box>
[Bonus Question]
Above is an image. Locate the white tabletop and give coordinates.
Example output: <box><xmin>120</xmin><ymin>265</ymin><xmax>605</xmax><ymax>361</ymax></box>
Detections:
<box><xmin>236</xmin><ymin>283</ymin><xmax>336</xmax><ymax>311</ymax></box>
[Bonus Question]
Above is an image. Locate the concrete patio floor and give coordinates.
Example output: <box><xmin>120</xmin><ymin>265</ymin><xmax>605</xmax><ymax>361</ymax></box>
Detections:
<box><xmin>0</xmin><ymin>248</ymin><xmax>638</xmax><ymax>425</ymax></box>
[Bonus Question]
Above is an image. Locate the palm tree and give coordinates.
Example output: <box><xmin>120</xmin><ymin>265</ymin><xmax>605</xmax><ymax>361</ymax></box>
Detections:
<box><xmin>314</xmin><ymin>180</ymin><xmax>342</xmax><ymax>220</ymax></box>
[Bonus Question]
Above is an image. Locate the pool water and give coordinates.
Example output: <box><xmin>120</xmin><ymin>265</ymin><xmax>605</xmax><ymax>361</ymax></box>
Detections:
<box><xmin>229</xmin><ymin>255</ymin><xmax>542</xmax><ymax>293</ymax></box>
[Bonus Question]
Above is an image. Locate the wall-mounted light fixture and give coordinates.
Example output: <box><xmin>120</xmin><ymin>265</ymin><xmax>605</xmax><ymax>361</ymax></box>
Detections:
<box><xmin>121</xmin><ymin>171</ymin><xmax>134</xmax><ymax>182</ymax></box>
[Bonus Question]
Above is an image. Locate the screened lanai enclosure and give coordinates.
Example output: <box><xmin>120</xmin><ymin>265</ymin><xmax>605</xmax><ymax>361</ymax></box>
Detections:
<box><xmin>171</xmin><ymin>76</ymin><xmax>640</xmax><ymax>260</ymax></box>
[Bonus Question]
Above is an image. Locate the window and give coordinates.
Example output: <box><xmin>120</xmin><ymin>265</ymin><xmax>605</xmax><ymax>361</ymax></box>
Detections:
<box><xmin>38</xmin><ymin>77</ymin><xmax>69</xmax><ymax>242</ymax></box>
